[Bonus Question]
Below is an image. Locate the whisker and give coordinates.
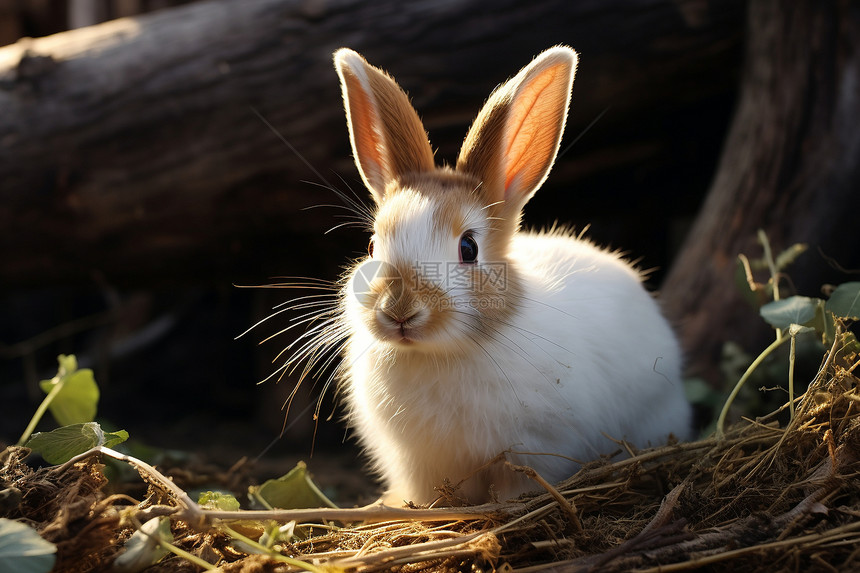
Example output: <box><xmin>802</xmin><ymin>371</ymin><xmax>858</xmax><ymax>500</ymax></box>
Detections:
<box><xmin>236</xmin><ymin>306</ymin><xmax>299</xmax><ymax>339</ymax></box>
<box><xmin>444</xmin><ymin>314</ymin><xmax>520</xmax><ymax>400</ymax></box>
<box><xmin>262</xmin><ymin>278</ymin><xmax>340</xmax><ymax>288</ymax></box>
<box><xmin>250</xmin><ymin>106</ymin><xmax>339</xmax><ymax>194</ymax></box>
<box><xmin>285</xmin><ymin>329</ymin><xmax>349</xmax><ymax>382</ymax></box>
<box><xmin>257</xmin><ymin>361</ymin><xmax>289</xmax><ymax>385</ymax></box>
<box><xmin>479</xmin><ymin>309</ymin><xmax>576</xmax><ymax>357</ymax></box>
<box><xmin>449</xmin><ymin>309</ymin><xmax>539</xmax><ymax>364</ymax></box>
<box><xmin>258</xmin><ymin>311</ymin><xmax>336</xmax><ymax>347</ymax></box>
<box><xmin>301</xmin><ymin>179</ymin><xmax>374</xmax><ymax>227</ymax></box>
<box><xmin>293</xmin><ymin>324</ymin><xmax>349</xmax><ymax>372</ymax></box>
<box><xmin>236</xmin><ymin>282</ymin><xmax>339</xmax><ymax>292</ymax></box>
<box><xmin>273</xmin><ymin>318</ymin><xmax>342</xmax><ymax>363</ymax></box>
<box><xmin>273</xmin><ymin>295</ymin><xmax>340</xmax><ymax>312</ymax></box>
<box><xmin>300</xmin><ymin>202</ymin><xmax>364</xmax><ymax>216</ymax></box>
<box><xmin>448</xmin><ymin>315</ymin><xmax>600</xmax><ymax>457</ymax></box>
<box><xmin>325</xmin><ymin>220</ymin><xmax>367</xmax><ymax>234</ymax></box>
<box><xmin>508</xmin><ymin>292</ymin><xmax>580</xmax><ymax>321</ymax></box>
<box><xmin>316</xmin><ymin>367</ymin><xmax>341</xmax><ymax>423</ymax></box>
<box><xmin>556</xmin><ymin>105</ymin><xmax>610</xmax><ymax>160</ymax></box>
<box><xmin>253</xmin><ymin>399</ymin><xmax>317</xmax><ymax>463</ymax></box>
<box><xmin>245</xmin><ymin>107</ymin><xmax>371</xmax><ymax>453</ymax></box>
<box><xmin>481</xmin><ymin>200</ymin><xmax>506</xmax><ymax>211</ymax></box>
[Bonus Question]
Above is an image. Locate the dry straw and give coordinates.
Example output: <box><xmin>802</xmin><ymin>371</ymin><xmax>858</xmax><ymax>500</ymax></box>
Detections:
<box><xmin>2</xmin><ymin>325</ymin><xmax>859</xmax><ymax>571</ymax></box>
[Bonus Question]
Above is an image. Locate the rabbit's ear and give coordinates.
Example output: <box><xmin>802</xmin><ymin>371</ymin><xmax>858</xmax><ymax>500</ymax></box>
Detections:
<box><xmin>335</xmin><ymin>49</ymin><xmax>435</xmax><ymax>203</ymax></box>
<box><xmin>456</xmin><ymin>46</ymin><xmax>577</xmax><ymax>210</ymax></box>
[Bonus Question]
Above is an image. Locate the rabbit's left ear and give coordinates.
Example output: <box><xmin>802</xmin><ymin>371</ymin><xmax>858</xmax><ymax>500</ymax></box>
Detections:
<box><xmin>456</xmin><ymin>46</ymin><xmax>577</xmax><ymax>210</ymax></box>
<box><xmin>335</xmin><ymin>49</ymin><xmax>436</xmax><ymax>203</ymax></box>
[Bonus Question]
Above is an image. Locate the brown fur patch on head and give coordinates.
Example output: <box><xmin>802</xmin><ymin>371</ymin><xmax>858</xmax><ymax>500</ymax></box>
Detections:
<box><xmin>379</xmin><ymin>170</ymin><xmax>481</xmax><ymax>239</ymax></box>
<box><xmin>382</xmin><ymin>169</ymin><xmax>521</xmax><ymax>268</ymax></box>
<box><xmin>421</xmin><ymin>173</ymin><xmax>472</xmax><ymax>239</ymax></box>
<box><xmin>361</xmin><ymin>169</ymin><xmax>524</xmax><ymax>350</ymax></box>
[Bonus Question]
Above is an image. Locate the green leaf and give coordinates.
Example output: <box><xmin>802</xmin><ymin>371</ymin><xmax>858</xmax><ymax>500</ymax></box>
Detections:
<box><xmin>25</xmin><ymin>422</ymin><xmax>128</xmax><ymax>465</ymax></box>
<box><xmin>248</xmin><ymin>462</ymin><xmax>338</xmax><ymax>510</ymax></box>
<box><xmin>826</xmin><ymin>282</ymin><xmax>860</xmax><ymax>319</ymax></box>
<box><xmin>807</xmin><ymin>299</ymin><xmax>829</xmax><ymax>338</ymax></box>
<box><xmin>113</xmin><ymin>517</ymin><xmax>173</xmax><ymax>573</ymax></box>
<box><xmin>103</xmin><ymin>429</ymin><xmax>129</xmax><ymax>449</ymax></box>
<box><xmin>38</xmin><ymin>356</ymin><xmax>99</xmax><ymax>426</ymax></box>
<box><xmin>198</xmin><ymin>491</ymin><xmax>241</xmax><ymax>511</ymax></box>
<box><xmin>760</xmin><ymin>296</ymin><xmax>821</xmax><ymax>330</ymax></box>
<box><xmin>0</xmin><ymin>518</ymin><xmax>57</xmax><ymax>573</ymax></box>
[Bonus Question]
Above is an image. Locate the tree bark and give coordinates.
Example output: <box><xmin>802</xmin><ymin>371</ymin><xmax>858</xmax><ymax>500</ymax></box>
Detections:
<box><xmin>661</xmin><ymin>0</ymin><xmax>860</xmax><ymax>381</ymax></box>
<box><xmin>0</xmin><ymin>0</ymin><xmax>743</xmax><ymax>289</ymax></box>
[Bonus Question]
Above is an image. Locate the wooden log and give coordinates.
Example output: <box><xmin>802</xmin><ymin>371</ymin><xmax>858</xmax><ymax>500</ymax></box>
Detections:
<box><xmin>0</xmin><ymin>0</ymin><xmax>743</xmax><ymax>289</ymax></box>
<box><xmin>661</xmin><ymin>0</ymin><xmax>860</xmax><ymax>381</ymax></box>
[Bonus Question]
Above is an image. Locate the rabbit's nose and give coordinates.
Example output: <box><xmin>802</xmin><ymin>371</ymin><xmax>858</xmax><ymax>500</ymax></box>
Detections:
<box><xmin>378</xmin><ymin>290</ymin><xmax>419</xmax><ymax>325</ymax></box>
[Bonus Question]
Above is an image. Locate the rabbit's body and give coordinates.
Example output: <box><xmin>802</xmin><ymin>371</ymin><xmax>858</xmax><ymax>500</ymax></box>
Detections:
<box><xmin>344</xmin><ymin>226</ymin><xmax>687</xmax><ymax>504</ymax></box>
<box><xmin>331</xmin><ymin>46</ymin><xmax>691</xmax><ymax>505</ymax></box>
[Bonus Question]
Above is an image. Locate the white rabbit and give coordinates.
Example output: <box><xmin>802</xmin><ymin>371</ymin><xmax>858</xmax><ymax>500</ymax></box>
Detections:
<box><xmin>331</xmin><ymin>46</ymin><xmax>691</xmax><ymax>505</ymax></box>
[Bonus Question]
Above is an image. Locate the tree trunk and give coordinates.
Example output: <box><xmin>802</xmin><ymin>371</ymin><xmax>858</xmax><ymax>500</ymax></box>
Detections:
<box><xmin>0</xmin><ymin>0</ymin><xmax>743</xmax><ymax>289</ymax></box>
<box><xmin>661</xmin><ymin>0</ymin><xmax>860</xmax><ymax>381</ymax></box>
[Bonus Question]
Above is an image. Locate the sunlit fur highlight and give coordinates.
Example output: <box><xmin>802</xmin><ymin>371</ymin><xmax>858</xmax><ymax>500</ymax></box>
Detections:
<box><xmin>335</xmin><ymin>50</ymin><xmax>435</xmax><ymax>201</ymax></box>
<box><xmin>269</xmin><ymin>46</ymin><xmax>698</xmax><ymax>506</ymax></box>
<box><xmin>458</xmin><ymin>49</ymin><xmax>575</xmax><ymax>213</ymax></box>
<box><xmin>355</xmin><ymin>171</ymin><xmax>525</xmax><ymax>355</ymax></box>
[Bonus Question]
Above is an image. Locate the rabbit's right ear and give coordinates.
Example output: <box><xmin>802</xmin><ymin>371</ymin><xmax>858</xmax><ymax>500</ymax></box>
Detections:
<box><xmin>456</xmin><ymin>47</ymin><xmax>577</xmax><ymax>213</ymax></box>
<box><xmin>334</xmin><ymin>49</ymin><xmax>435</xmax><ymax>203</ymax></box>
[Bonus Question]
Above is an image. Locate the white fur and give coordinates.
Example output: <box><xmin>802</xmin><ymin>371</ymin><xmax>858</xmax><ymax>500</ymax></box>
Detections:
<box><xmin>342</xmin><ymin>229</ymin><xmax>691</xmax><ymax>504</ymax></box>
<box><xmin>332</xmin><ymin>46</ymin><xmax>692</xmax><ymax>505</ymax></box>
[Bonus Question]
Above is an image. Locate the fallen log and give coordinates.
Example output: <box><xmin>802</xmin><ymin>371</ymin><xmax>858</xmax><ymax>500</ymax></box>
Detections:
<box><xmin>661</xmin><ymin>0</ymin><xmax>860</xmax><ymax>380</ymax></box>
<box><xmin>0</xmin><ymin>0</ymin><xmax>744</xmax><ymax>288</ymax></box>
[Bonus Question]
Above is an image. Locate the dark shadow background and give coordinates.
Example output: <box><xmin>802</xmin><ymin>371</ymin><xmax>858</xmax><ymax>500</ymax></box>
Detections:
<box><xmin>0</xmin><ymin>0</ymin><xmax>743</xmax><ymax>502</ymax></box>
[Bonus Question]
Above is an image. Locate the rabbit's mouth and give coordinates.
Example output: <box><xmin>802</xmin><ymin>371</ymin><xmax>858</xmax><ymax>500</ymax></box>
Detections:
<box><xmin>397</xmin><ymin>322</ymin><xmax>415</xmax><ymax>343</ymax></box>
<box><xmin>372</xmin><ymin>308</ymin><xmax>475</xmax><ymax>354</ymax></box>
<box><xmin>374</xmin><ymin>309</ymin><xmax>424</xmax><ymax>345</ymax></box>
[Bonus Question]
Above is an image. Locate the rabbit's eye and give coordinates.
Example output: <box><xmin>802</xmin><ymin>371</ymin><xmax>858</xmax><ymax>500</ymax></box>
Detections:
<box><xmin>459</xmin><ymin>233</ymin><xmax>478</xmax><ymax>264</ymax></box>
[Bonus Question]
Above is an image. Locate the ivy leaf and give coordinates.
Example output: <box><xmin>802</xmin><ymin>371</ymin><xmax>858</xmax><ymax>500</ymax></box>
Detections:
<box><xmin>826</xmin><ymin>282</ymin><xmax>860</xmax><ymax>320</ymax></box>
<box><xmin>248</xmin><ymin>462</ymin><xmax>338</xmax><ymax>510</ymax></box>
<box><xmin>103</xmin><ymin>429</ymin><xmax>130</xmax><ymax>449</ymax></box>
<box><xmin>38</xmin><ymin>355</ymin><xmax>99</xmax><ymax>426</ymax></box>
<box><xmin>25</xmin><ymin>423</ymin><xmax>128</xmax><ymax>465</ymax></box>
<box><xmin>0</xmin><ymin>518</ymin><xmax>56</xmax><ymax>573</ymax></box>
<box><xmin>760</xmin><ymin>296</ymin><xmax>821</xmax><ymax>330</ymax></box>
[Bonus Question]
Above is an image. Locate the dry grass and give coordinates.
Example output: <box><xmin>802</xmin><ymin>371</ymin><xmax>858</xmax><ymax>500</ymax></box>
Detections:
<box><xmin>3</xmin><ymin>328</ymin><xmax>860</xmax><ymax>572</ymax></box>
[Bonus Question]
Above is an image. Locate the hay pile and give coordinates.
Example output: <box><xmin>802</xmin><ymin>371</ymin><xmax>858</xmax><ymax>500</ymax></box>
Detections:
<box><xmin>2</xmin><ymin>330</ymin><xmax>859</xmax><ymax>572</ymax></box>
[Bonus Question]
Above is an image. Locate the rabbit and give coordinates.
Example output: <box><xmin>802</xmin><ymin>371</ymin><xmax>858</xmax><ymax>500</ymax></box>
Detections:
<box><xmin>330</xmin><ymin>45</ymin><xmax>692</xmax><ymax>506</ymax></box>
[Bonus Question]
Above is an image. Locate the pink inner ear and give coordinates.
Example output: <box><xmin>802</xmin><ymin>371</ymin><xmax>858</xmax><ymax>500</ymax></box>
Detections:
<box><xmin>337</xmin><ymin>50</ymin><xmax>436</xmax><ymax>200</ymax></box>
<box><xmin>343</xmin><ymin>69</ymin><xmax>387</xmax><ymax>192</ymax></box>
<box><xmin>503</xmin><ymin>66</ymin><xmax>564</xmax><ymax>198</ymax></box>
